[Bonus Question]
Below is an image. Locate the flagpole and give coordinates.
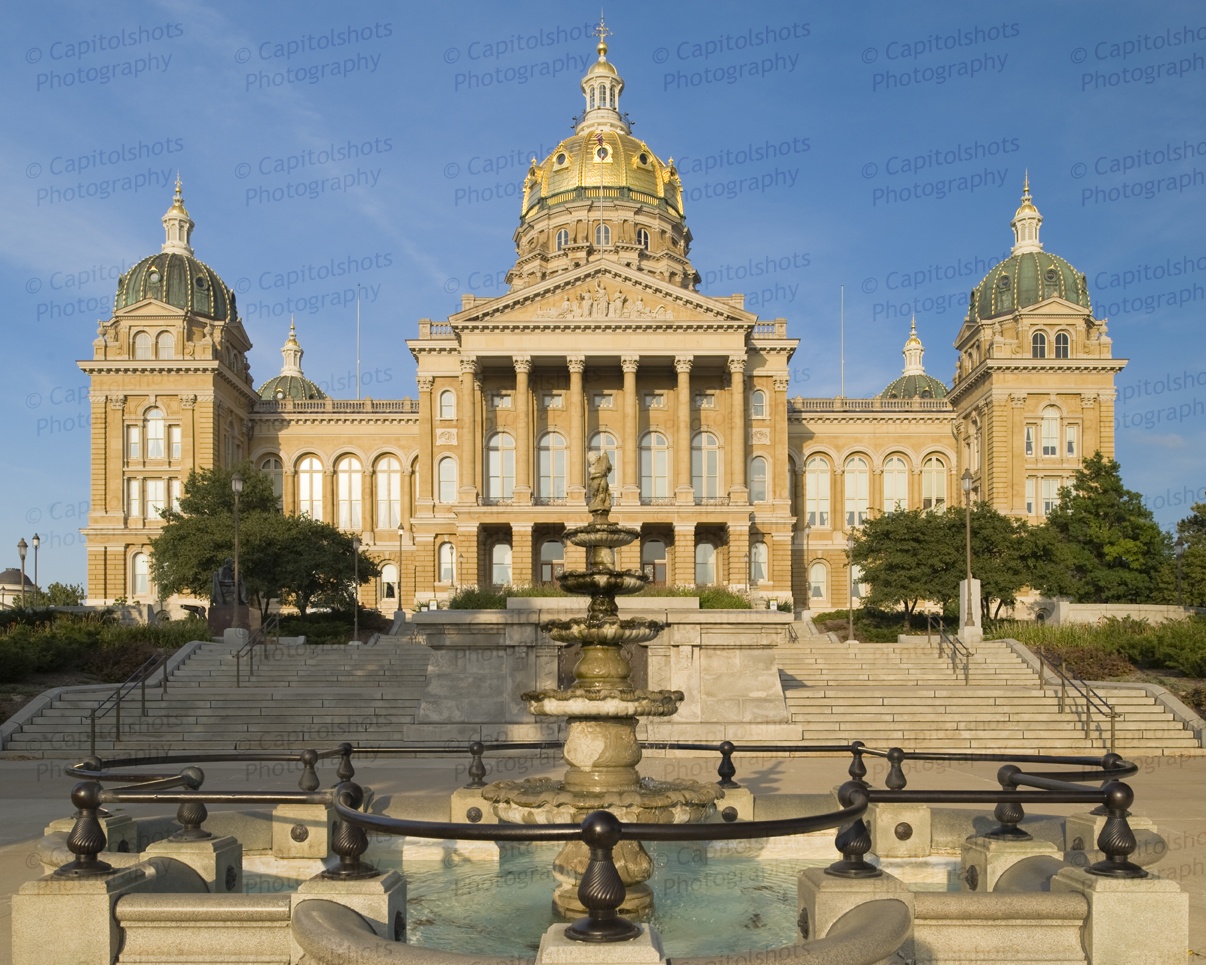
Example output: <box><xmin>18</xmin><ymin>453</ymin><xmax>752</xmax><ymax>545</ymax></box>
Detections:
<box><xmin>356</xmin><ymin>284</ymin><xmax>362</xmax><ymax>401</ymax></box>
<box><xmin>840</xmin><ymin>285</ymin><xmax>845</xmax><ymax>399</ymax></box>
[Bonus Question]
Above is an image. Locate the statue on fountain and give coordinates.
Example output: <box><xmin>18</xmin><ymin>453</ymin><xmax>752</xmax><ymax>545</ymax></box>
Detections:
<box><xmin>586</xmin><ymin>449</ymin><xmax>612</xmax><ymax>516</ymax></box>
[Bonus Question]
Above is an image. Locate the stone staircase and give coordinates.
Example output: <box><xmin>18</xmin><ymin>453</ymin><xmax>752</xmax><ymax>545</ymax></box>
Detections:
<box><xmin>4</xmin><ymin>634</ymin><xmax>431</xmax><ymax>756</ymax></box>
<box><xmin>778</xmin><ymin>633</ymin><xmax>1202</xmax><ymax>754</ymax></box>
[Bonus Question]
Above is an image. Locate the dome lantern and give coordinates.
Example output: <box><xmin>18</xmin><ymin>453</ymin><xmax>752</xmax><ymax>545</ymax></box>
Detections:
<box><xmin>577</xmin><ymin>19</ymin><xmax>628</xmax><ymax>135</ymax></box>
<box><xmin>1010</xmin><ymin>173</ymin><xmax>1042</xmax><ymax>255</ymax></box>
<box><xmin>879</xmin><ymin>318</ymin><xmax>948</xmax><ymax>400</ymax></box>
<box><xmin>162</xmin><ymin>175</ymin><xmax>195</xmax><ymax>256</ymax></box>
<box><xmin>256</xmin><ymin>318</ymin><xmax>327</xmax><ymax>401</ymax></box>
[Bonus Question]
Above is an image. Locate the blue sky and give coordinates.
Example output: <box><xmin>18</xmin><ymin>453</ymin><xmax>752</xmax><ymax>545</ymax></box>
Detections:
<box><xmin>3</xmin><ymin>1</ymin><xmax>1205</xmax><ymax>587</ymax></box>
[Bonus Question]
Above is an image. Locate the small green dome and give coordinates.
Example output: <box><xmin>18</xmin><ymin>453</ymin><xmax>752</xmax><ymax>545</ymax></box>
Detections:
<box><xmin>880</xmin><ymin>373</ymin><xmax>948</xmax><ymax>400</ymax></box>
<box><xmin>257</xmin><ymin>374</ymin><xmax>327</xmax><ymax>401</ymax></box>
<box><xmin>115</xmin><ymin>251</ymin><xmax>236</xmax><ymax>323</ymax></box>
<box><xmin>968</xmin><ymin>250</ymin><xmax>1090</xmax><ymax>324</ymax></box>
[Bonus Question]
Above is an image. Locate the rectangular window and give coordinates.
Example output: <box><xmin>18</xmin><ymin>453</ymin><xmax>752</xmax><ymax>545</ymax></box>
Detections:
<box><xmin>169</xmin><ymin>426</ymin><xmax>181</xmax><ymax>461</ymax></box>
<box><xmin>643</xmin><ymin>393</ymin><xmax>665</xmax><ymax>409</ymax></box>
<box><xmin>146</xmin><ymin>479</ymin><xmax>165</xmax><ymax>518</ymax></box>
<box><xmin>542</xmin><ymin>393</ymin><xmax>563</xmax><ymax>409</ymax></box>
<box><xmin>693</xmin><ymin>392</ymin><xmax>715</xmax><ymax>409</ymax></box>
<box><xmin>592</xmin><ymin>393</ymin><xmax>614</xmax><ymax>409</ymax></box>
<box><xmin>489</xmin><ymin>392</ymin><xmax>512</xmax><ymax>409</ymax></box>
<box><xmin>127</xmin><ymin>478</ymin><xmax>141</xmax><ymax>517</ymax></box>
<box><xmin>1024</xmin><ymin>426</ymin><xmax>1034</xmax><ymax>457</ymax></box>
<box><xmin>1041</xmin><ymin>477</ymin><xmax>1060</xmax><ymax>516</ymax></box>
<box><xmin>169</xmin><ymin>478</ymin><xmax>182</xmax><ymax>512</ymax></box>
<box><xmin>1066</xmin><ymin>425</ymin><xmax>1077</xmax><ymax>457</ymax></box>
<box><xmin>1042</xmin><ymin>418</ymin><xmax>1058</xmax><ymax>457</ymax></box>
<box><xmin>126</xmin><ymin>426</ymin><xmax>140</xmax><ymax>460</ymax></box>
<box><xmin>1025</xmin><ymin>477</ymin><xmax>1035</xmax><ymax>515</ymax></box>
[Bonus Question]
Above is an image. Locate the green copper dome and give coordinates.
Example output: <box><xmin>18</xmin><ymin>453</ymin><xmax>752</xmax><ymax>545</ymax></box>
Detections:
<box><xmin>968</xmin><ymin>250</ymin><xmax>1090</xmax><ymax>325</ymax></box>
<box><xmin>115</xmin><ymin>251</ymin><xmax>236</xmax><ymax>323</ymax></box>
<box><xmin>880</xmin><ymin>372</ymin><xmax>948</xmax><ymax>400</ymax></box>
<box><xmin>257</xmin><ymin>374</ymin><xmax>327</xmax><ymax>401</ymax></box>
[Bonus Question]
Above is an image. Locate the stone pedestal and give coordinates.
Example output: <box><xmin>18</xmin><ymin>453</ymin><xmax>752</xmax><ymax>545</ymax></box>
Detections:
<box><xmin>12</xmin><ymin>866</ymin><xmax>146</xmax><ymax>965</ymax></box>
<box><xmin>144</xmin><ymin>834</ymin><xmax>243</xmax><ymax>894</ymax></box>
<box><xmin>1051</xmin><ymin>866</ymin><xmax>1188</xmax><ymax>965</ymax></box>
<box><xmin>958</xmin><ymin>577</ymin><xmax>982</xmax><ymax>643</ymax></box>
<box><xmin>961</xmin><ymin>834</ymin><xmax>1060</xmax><ymax>893</ymax></box>
<box><xmin>711</xmin><ymin>785</ymin><xmax>753</xmax><ymax>822</ymax></box>
<box><xmin>271</xmin><ymin>803</ymin><xmax>333</xmax><ymax>860</ymax></box>
<box><xmin>209</xmin><ymin>604</ymin><xmax>253</xmax><ymax>634</ymax></box>
<box><xmin>868</xmin><ymin>802</ymin><xmax>931</xmax><ymax>858</ymax></box>
<box><xmin>797</xmin><ymin>866</ymin><xmax>914</xmax><ymax>943</ymax></box>
<box><xmin>291</xmin><ymin>870</ymin><xmax>406</xmax><ymax>957</ymax></box>
<box><xmin>536</xmin><ymin>922</ymin><xmax>667</xmax><ymax>964</ymax></box>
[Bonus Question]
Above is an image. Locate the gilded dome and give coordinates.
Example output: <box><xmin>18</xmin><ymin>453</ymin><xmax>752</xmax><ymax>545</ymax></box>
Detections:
<box><xmin>968</xmin><ymin>178</ymin><xmax>1091</xmax><ymax>324</ymax></box>
<box><xmin>114</xmin><ymin>180</ymin><xmax>237</xmax><ymax>323</ymax></box>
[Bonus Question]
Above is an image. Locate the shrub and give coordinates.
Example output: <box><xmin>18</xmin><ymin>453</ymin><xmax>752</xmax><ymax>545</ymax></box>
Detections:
<box><xmin>449</xmin><ymin>587</ymin><xmax>508</xmax><ymax>609</ymax></box>
<box><xmin>697</xmin><ymin>587</ymin><xmax>752</xmax><ymax>609</ymax></box>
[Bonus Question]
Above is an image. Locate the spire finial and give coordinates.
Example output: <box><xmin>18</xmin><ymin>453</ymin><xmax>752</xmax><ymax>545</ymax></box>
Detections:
<box><xmin>161</xmin><ymin>176</ymin><xmax>195</xmax><ymax>256</ymax></box>
<box><xmin>595</xmin><ymin>15</ymin><xmax>611</xmax><ymax>59</ymax></box>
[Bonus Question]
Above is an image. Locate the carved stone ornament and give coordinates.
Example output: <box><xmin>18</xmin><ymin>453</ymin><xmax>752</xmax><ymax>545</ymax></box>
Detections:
<box><xmin>535</xmin><ymin>282</ymin><xmax>674</xmax><ymax>320</ymax></box>
<box><xmin>436</xmin><ymin>429</ymin><xmax>458</xmax><ymax>445</ymax></box>
<box><xmin>750</xmin><ymin>428</ymin><xmax>771</xmax><ymax>445</ymax></box>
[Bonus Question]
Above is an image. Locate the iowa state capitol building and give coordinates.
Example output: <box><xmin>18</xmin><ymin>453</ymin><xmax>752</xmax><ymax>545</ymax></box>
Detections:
<box><xmin>79</xmin><ymin>36</ymin><xmax>1124</xmax><ymax>613</ymax></box>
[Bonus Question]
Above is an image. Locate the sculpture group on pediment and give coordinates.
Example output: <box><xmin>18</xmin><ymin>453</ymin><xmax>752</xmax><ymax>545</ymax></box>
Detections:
<box><xmin>534</xmin><ymin>281</ymin><xmax>674</xmax><ymax>320</ymax></box>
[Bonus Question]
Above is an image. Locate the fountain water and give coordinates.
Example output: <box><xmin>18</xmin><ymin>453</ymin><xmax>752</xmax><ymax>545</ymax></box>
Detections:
<box><xmin>482</xmin><ymin>452</ymin><xmax>722</xmax><ymax>917</ymax></box>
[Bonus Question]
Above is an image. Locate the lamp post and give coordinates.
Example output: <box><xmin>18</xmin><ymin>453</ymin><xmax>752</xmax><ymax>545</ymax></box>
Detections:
<box><xmin>846</xmin><ymin>531</ymin><xmax>855</xmax><ymax>643</ymax></box>
<box><xmin>962</xmin><ymin>469</ymin><xmax>974</xmax><ymax>634</ymax></box>
<box><xmin>31</xmin><ymin>533</ymin><xmax>40</xmax><ymax>606</ymax></box>
<box><xmin>351</xmin><ymin>535</ymin><xmax>361</xmax><ymax>644</ymax></box>
<box><xmin>231</xmin><ymin>472</ymin><xmax>244</xmax><ymax>629</ymax></box>
<box><xmin>1175</xmin><ymin>537</ymin><xmax>1186</xmax><ymax>606</ymax></box>
<box><xmin>17</xmin><ymin>538</ymin><xmax>28</xmax><ymax>607</ymax></box>
<box><xmin>397</xmin><ymin>526</ymin><xmax>405</xmax><ymax>614</ymax></box>
<box><xmin>802</xmin><ymin>522</ymin><xmax>812</xmax><ymax>610</ymax></box>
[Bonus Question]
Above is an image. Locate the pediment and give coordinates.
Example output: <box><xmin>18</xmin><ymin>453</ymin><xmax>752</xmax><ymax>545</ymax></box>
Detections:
<box><xmin>115</xmin><ymin>297</ymin><xmax>184</xmax><ymax>319</ymax></box>
<box><xmin>451</xmin><ymin>263</ymin><xmax>757</xmax><ymax>329</ymax></box>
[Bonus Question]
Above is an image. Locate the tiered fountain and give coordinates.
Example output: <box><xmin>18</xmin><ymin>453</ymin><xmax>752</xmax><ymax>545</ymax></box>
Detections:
<box><xmin>482</xmin><ymin>453</ymin><xmax>722</xmax><ymax>917</ymax></box>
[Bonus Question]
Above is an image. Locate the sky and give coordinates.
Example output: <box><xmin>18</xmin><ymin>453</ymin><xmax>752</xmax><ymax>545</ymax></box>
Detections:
<box><xmin>2</xmin><ymin>1</ymin><xmax>1205</xmax><ymax>588</ymax></box>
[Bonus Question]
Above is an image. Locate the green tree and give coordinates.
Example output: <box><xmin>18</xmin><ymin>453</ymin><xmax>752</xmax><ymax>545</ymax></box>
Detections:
<box><xmin>851</xmin><ymin>508</ymin><xmax>957</xmax><ymax>617</ymax></box>
<box><xmin>1168</xmin><ymin>501</ymin><xmax>1206</xmax><ymax>606</ymax></box>
<box><xmin>1036</xmin><ymin>452</ymin><xmax>1171</xmax><ymax>603</ymax></box>
<box><xmin>963</xmin><ymin>504</ymin><xmax>1034</xmax><ymax>620</ymax></box>
<box><xmin>43</xmin><ymin>581</ymin><xmax>85</xmax><ymax>606</ymax></box>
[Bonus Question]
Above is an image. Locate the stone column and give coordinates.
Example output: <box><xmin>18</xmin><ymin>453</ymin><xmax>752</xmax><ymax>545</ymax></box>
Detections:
<box><xmin>621</xmin><ymin>355</ymin><xmax>639</xmax><ymax>496</ymax></box>
<box><xmin>729</xmin><ymin>523</ymin><xmax>749</xmax><ymax>588</ymax></box>
<box><xmin>513</xmin><ymin>356</ymin><xmax>532</xmax><ymax>505</ymax></box>
<box><xmin>362</xmin><ymin>468</ymin><xmax>375</xmax><ymax>533</ymax></box>
<box><xmin>282</xmin><ymin>468</ymin><xmax>296</xmax><ymax>515</ymax></box>
<box><xmin>567</xmin><ymin>354</ymin><xmax>586</xmax><ymax>495</ymax></box>
<box><xmin>458</xmin><ymin>524</ymin><xmax>479</xmax><ymax>587</ymax></box>
<box><xmin>728</xmin><ymin>356</ymin><xmax>747</xmax><ymax>500</ymax></box>
<box><xmin>459</xmin><ymin>356</ymin><xmax>478</xmax><ymax>503</ymax></box>
<box><xmin>673</xmin><ymin>522</ymin><xmax>695</xmax><ymax>586</ymax></box>
<box><xmin>416</xmin><ymin>376</ymin><xmax>434</xmax><ymax>511</ymax></box>
<box><xmin>674</xmin><ymin>355</ymin><xmax>694</xmax><ymax>503</ymax></box>
<box><xmin>772</xmin><ymin>376</ymin><xmax>790</xmax><ymax>503</ymax></box>
<box><xmin>511</xmin><ymin>523</ymin><xmax>533</xmax><ymax>585</ymax></box>
<box><xmin>400</xmin><ymin>467</ymin><xmax>413</xmax><ymax>531</ymax></box>
<box><xmin>322</xmin><ymin>469</ymin><xmax>335</xmax><ymax>525</ymax></box>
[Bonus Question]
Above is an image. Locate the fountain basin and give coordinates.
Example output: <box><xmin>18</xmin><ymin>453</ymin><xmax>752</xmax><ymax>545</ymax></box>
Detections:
<box><xmin>556</xmin><ymin>570</ymin><xmax>650</xmax><ymax>597</ymax></box>
<box><xmin>561</xmin><ymin>523</ymin><xmax>640</xmax><ymax>546</ymax></box>
<box><xmin>542</xmin><ymin>616</ymin><xmax>662</xmax><ymax>645</ymax></box>
<box><xmin>522</xmin><ymin>688</ymin><xmax>684</xmax><ymax>718</ymax></box>
<box><xmin>483</xmin><ymin>776</ymin><xmax>722</xmax><ymax>821</ymax></box>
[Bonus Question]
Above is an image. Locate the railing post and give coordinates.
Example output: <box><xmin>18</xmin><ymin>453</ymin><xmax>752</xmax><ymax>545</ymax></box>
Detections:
<box><xmin>847</xmin><ymin>741</ymin><xmax>868</xmax><ymax>788</ymax></box>
<box><xmin>161</xmin><ymin>655</ymin><xmax>169</xmax><ymax>695</ymax></box>
<box><xmin>89</xmin><ymin>710</ymin><xmax>96</xmax><ymax>758</ymax></box>
<box><xmin>984</xmin><ymin>765</ymin><xmax>1031</xmax><ymax>840</ymax></box>
<box><xmin>1084</xmin><ymin>693</ymin><xmax>1091</xmax><ymax>740</ymax></box>
<box><xmin>298</xmin><ymin>749</ymin><xmax>320</xmax><ymax>792</ymax></box>
<box><xmin>1087</xmin><ymin>781</ymin><xmax>1148</xmax><ymax>879</ymax></box>
<box><xmin>565</xmin><ymin>810</ymin><xmax>641</xmax><ymax>942</ymax></box>
<box><xmin>56</xmin><ymin>782</ymin><xmax>114</xmax><ymax>878</ymax></box>
<box><xmin>717</xmin><ymin>740</ymin><xmax>739</xmax><ymax>788</ymax></box>
<box><xmin>885</xmin><ymin>747</ymin><xmax>908</xmax><ymax>790</ymax></box>
<box><xmin>464</xmin><ymin>741</ymin><xmax>487</xmax><ymax>789</ymax></box>
<box><xmin>140</xmin><ymin>673</ymin><xmax>147</xmax><ymax>717</ymax></box>
<box><xmin>322</xmin><ymin>783</ymin><xmax>380</xmax><ymax>880</ymax></box>
<box><xmin>236</xmin><ymin>652</ymin><xmax>241</xmax><ymax>688</ymax></box>
<box><xmin>1109</xmin><ymin>711</ymin><xmax>1117</xmax><ymax>753</ymax></box>
<box><xmin>336</xmin><ymin>742</ymin><xmax>356</xmax><ymax>784</ymax></box>
<box><xmin>1059</xmin><ymin>672</ymin><xmax>1066</xmax><ymax>713</ymax></box>
<box><xmin>825</xmin><ymin>781</ymin><xmax>879</xmax><ymax>878</ymax></box>
<box><xmin>169</xmin><ymin>767</ymin><xmax>211</xmax><ymax>841</ymax></box>
<box><xmin>114</xmin><ymin>687</ymin><xmax>121</xmax><ymax>743</ymax></box>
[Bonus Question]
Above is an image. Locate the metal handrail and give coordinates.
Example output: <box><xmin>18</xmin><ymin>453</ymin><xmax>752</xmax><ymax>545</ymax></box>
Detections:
<box><xmin>926</xmin><ymin>614</ymin><xmax>971</xmax><ymax>684</ymax></box>
<box><xmin>233</xmin><ymin>613</ymin><xmax>281</xmax><ymax>686</ymax></box>
<box><xmin>88</xmin><ymin>651</ymin><xmax>171</xmax><ymax>757</ymax></box>
<box><xmin>1036</xmin><ymin>647</ymin><xmax>1119</xmax><ymax>751</ymax></box>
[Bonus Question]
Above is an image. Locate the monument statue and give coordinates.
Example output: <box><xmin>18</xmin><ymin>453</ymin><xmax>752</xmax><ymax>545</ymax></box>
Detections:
<box><xmin>211</xmin><ymin>558</ymin><xmax>247</xmax><ymax>606</ymax></box>
<box><xmin>587</xmin><ymin>450</ymin><xmax>612</xmax><ymax>514</ymax></box>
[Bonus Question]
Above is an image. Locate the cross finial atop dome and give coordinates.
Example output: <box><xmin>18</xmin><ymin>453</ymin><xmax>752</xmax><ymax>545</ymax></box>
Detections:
<box><xmin>161</xmin><ymin>177</ymin><xmax>195</xmax><ymax>256</ymax></box>
<box><xmin>595</xmin><ymin>15</ymin><xmax>611</xmax><ymax>58</ymax></box>
<box><xmin>1010</xmin><ymin>172</ymin><xmax>1043</xmax><ymax>255</ymax></box>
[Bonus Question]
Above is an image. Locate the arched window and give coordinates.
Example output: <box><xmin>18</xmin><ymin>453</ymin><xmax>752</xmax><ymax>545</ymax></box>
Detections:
<box><xmin>589</xmin><ymin>87</ymin><xmax>596</xmax><ymax>109</ymax></box>
<box><xmin>1055</xmin><ymin>331</ymin><xmax>1070</xmax><ymax>359</ymax></box>
<box><xmin>589</xmin><ymin>431</ymin><xmax>619</xmax><ymax>488</ymax></box>
<box><xmin>556</xmin><ymin>229</ymin><xmax>569</xmax><ymax>251</ymax></box>
<box><xmin>438</xmin><ymin>542</ymin><xmax>456</xmax><ymax>583</ymax></box>
<box><xmin>539</xmin><ymin>539</ymin><xmax>563</xmax><ymax>583</ymax></box>
<box><xmin>132</xmin><ymin>331</ymin><xmax>152</xmax><ymax>359</ymax></box>
<box><xmin>921</xmin><ymin>457</ymin><xmax>946</xmax><ymax>511</ymax></box>
<box><xmin>809</xmin><ymin>561</ymin><xmax>827</xmax><ymax>602</ymax></box>
<box><xmin>844</xmin><ymin>456</ymin><xmax>869</xmax><ymax>527</ymax></box>
<box><xmin>636</xmin><ymin>228</ymin><xmax>650</xmax><ymax>250</ymax></box>
<box><xmin>491</xmin><ymin>543</ymin><xmax>512</xmax><ymax>585</ymax></box>
<box><xmin>694</xmin><ymin>542</ymin><xmax>716</xmax><ymax>585</ymax></box>
<box><xmin>375</xmin><ymin>456</ymin><xmax>401</xmax><ymax>528</ymax></box>
<box><xmin>438</xmin><ymin>389</ymin><xmax>456</xmax><ymax>420</ymax></box>
<box><xmin>595</xmin><ymin>224</ymin><xmax>611</xmax><ymax>247</ymax></box>
<box><xmin>380</xmin><ymin>563</ymin><xmax>398</xmax><ymax>601</ymax></box>
<box><xmin>1032</xmin><ymin>331</ymin><xmax>1047</xmax><ymax>359</ymax></box>
<box><xmin>750</xmin><ymin>540</ymin><xmax>769</xmax><ymax>583</ymax></box>
<box><xmin>640</xmin><ymin>432</ymin><xmax>669</xmax><ymax>499</ymax></box>
<box><xmin>156</xmin><ymin>331</ymin><xmax>174</xmax><ymax>358</ymax></box>
<box><xmin>805</xmin><ymin>456</ymin><xmax>830</xmax><ymax>527</ymax></box>
<box><xmin>437</xmin><ymin>456</ymin><xmax>457</xmax><ymax>504</ymax></box>
<box><xmin>260</xmin><ymin>456</ymin><xmax>283</xmax><ymax>509</ymax></box>
<box><xmin>336</xmin><ymin>456</ymin><xmax>363</xmax><ymax>529</ymax></box>
<box><xmin>883</xmin><ymin>456</ymin><xmax>908</xmax><ymax>513</ymax></box>
<box><xmin>131</xmin><ymin>552</ymin><xmax>151</xmax><ymax>598</ymax></box>
<box><xmin>750</xmin><ymin>389</ymin><xmax>767</xmax><ymax>418</ymax></box>
<box><xmin>298</xmin><ymin>456</ymin><xmax>323</xmax><ymax>519</ymax></box>
<box><xmin>749</xmin><ymin>455</ymin><xmax>769</xmax><ymax>502</ymax></box>
<box><xmin>486</xmin><ymin>432</ymin><xmax>515</xmax><ymax>500</ymax></box>
<box><xmin>144</xmin><ymin>408</ymin><xmax>165</xmax><ymax>459</ymax></box>
<box><xmin>691</xmin><ymin>431</ymin><xmax>721</xmax><ymax>498</ymax></box>
<box><xmin>537</xmin><ymin>432</ymin><xmax>567</xmax><ymax>498</ymax></box>
<box><xmin>642</xmin><ymin>539</ymin><xmax>667</xmax><ymax>584</ymax></box>
<box><xmin>1041</xmin><ymin>407</ymin><xmax>1060</xmax><ymax>457</ymax></box>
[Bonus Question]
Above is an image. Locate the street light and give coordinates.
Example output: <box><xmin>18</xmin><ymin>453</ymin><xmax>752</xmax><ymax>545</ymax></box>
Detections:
<box><xmin>802</xmin><ymin>522</ymin><xmax>813</xmax><ymax>611</ymax></box>
<box><xmin>351</xmin><ymin>535</ymin><xmax>362</xmax><ymax>644</ymax></box>
<box><xmin>231</xmin><ymin>471</ymin><xmax>244</xmax><ymax>629</ymax></box>
<box><xmin>31</xmin><ymin>533</ymin><xmax>40</xmax><ymax>607</ymax></box>
<box><xmin>17</xmin><ymin>538</ymin><xmax>27</xmax><ymax>607</ymax></box>
<box><xmin>962</xmin><ymin>469</ymin><xmax>974</xmax><ymax>633</ymax></box>
<box><xmin>846</xmin><ymin>531</ymin><xmax>855</xmax><ymax>643</ymax></box>
<box><xmin>1175</xmin><ymin>537</ymin><xmax>1186</xmax><ymax>606</ymax></box>
<box><xmin>397</xmin><ymin>526</ymin><xmax>405</xmax><ymax>614</ymax></box>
